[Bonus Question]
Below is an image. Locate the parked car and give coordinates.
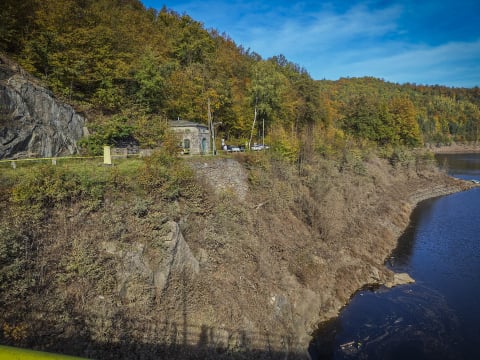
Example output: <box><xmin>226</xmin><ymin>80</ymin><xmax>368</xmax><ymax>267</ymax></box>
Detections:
<box><xmin>226</xmin><ymin>145</ymin><xmax>243</xmax><ymax>152</ymax></box>
<box><xmin>251</xmin><ymin>143</ymin><xmax>269</xmax><ymax>151</ymax></box>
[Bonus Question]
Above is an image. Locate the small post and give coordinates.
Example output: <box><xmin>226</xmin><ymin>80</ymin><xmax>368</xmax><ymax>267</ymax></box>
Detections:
<box><xmin>52</xmin><ymin>158</ymin><xmax>57</xmax><ymax>166</ymax></box>
<box><xmin>103</xmin><ymin>146</ymin><xmax>112</xmax><ymax>165</ymax></box>
<box><xmin>11</xmin><ymin>161</ymin><xmax>16</xmax><ymax>169</ymax></box>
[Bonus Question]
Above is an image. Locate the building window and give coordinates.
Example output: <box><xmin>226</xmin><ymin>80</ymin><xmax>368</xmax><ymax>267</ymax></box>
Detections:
<box><xmin>184</xmin><ymin>139</ymin><xmax>190</xmax><ymax>149</ymax></box>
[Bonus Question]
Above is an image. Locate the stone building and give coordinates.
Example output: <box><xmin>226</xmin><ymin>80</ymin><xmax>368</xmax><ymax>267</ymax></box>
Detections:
<box><xmin>169</xmin><ymin>119</ymin><xmax>210</xmax><ymax>155</ymax></box>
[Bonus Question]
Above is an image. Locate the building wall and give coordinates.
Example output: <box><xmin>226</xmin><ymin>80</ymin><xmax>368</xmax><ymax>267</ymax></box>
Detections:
<box><xmin>171</xmin><ymin>125</ymin><xmax>210</xmax><ymax>155</ymax></box>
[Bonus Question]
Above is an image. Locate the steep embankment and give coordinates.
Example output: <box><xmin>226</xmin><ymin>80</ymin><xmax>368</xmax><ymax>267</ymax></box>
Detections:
<box><xmin>0</xmin><ymin>55</ymin><xmax>85</xmax><ymax>159</ymax></box>
<box><xmin>0</xmin><ymin>152</ymin><xmax>472</xmax><ymax>359</ymax></box>
<box><xmin>188</xmin><ymin>155</ymin><xmax>471</xmax><ymax>350</ymax></box>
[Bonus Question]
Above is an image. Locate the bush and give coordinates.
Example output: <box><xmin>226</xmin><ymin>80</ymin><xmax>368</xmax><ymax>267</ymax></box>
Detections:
<box><xmin>379</xmin><ymin>146</ymin><xmax>414</xmax><ymax>167</ymax></box>
<box><xmin>0</xmin><ymin>223</ymin><xmax>34</xmax><ymax>319</ymax></box>
<box><xmin>138</xmin><ymin>150</ymin><xmax>195</xmax><ymax>199</ymax></box>
<box><xmin>11</xmin><ymin>165</ymin><xmax>106</xmax><ymax>219</ymax></box>
<box><xmin>79</xmin><ymin>114</ymin><xmax>135</xmax><ymax>155</ymax></box>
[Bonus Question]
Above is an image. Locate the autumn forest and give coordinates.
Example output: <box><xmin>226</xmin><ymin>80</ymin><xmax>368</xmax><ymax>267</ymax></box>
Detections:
<box><xmin>2</xmin><ymin>0</ymin><xmax>480</xmax><ymax>159</ymax></box>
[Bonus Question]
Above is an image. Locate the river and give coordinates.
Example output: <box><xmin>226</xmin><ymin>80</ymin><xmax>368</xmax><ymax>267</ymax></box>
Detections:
<box><xmin>309</xmin><ymin>153</ymin><xmax>480</xmax><ymax>360</ymax></box>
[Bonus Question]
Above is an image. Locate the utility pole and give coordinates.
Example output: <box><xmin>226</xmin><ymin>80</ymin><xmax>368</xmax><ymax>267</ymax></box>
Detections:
<box><xmin>212</xmin><ymin>122</ymin><xmax>222</xmax><ymax>155</ymax></box>
<box><xmin>248</xmin><ymin>100</ymin><xmax>258</xmax><ymax>150</ymax></box>
<box><xmin>262</xmin><ymin>117</ymin><xmax>265</xmax><ymax>147</ymax></box>
<box><xmin>208</xmin><ymin>97</ymin><xmax>215</xmax><ymax>155</ymax></box>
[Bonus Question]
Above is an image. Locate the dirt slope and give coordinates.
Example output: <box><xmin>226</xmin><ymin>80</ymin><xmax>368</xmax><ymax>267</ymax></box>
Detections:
<box><xmin>0</xmin><ymin>153</ymin><xmax>472</xmax><ymax>359</ymax></box>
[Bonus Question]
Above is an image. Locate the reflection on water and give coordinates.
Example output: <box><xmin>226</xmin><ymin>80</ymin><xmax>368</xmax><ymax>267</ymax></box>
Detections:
<box><xmin>388</xmin><ymin>198</ymin><xmax>436</xmax><ymax>271</ymax></box>
<box><xmin>436</xmin><ymin>153</ymin><xmax>480</xmax><ymax>180</ymax></box>
<box><xmin>309</xmin><ymin>284</ymin><xmax>462</xmax><ymax>360</ymax></box>
<box><xmin>310</xmin><ymin>153</ymin><xmax>480</xmax><ymax>359</ymax></box>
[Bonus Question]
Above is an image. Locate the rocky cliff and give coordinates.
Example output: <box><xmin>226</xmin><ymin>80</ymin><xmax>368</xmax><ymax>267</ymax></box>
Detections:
<box><xmin>0</xmin><ymin>55</ymin><xmax>85</xmax><ymax>159</ymax></box>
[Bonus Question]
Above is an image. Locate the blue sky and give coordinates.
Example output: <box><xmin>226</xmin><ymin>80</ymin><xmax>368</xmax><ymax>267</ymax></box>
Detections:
<box><xmin>141</xmin><ymin>0</ymin><xmax>480</xmax><ymax>88</ymax></box>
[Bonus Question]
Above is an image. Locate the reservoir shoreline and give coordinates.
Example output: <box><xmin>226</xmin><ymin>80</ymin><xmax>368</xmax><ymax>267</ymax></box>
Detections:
<box><xmin>310</xmin><ymin>152</ymin><xmax>480</xmax><ymax>359</ymax></box>
<box><xmin>309</xmin><ymin>151</ymin><xmax>477</xmax><ymax>359</ymax></box>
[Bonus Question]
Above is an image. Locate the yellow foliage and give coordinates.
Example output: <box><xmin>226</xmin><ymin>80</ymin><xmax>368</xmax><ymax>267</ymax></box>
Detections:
<box><xmin>3</xmin><ymin>322</ymin><xmax>28</xmax><ymax>342</ymax></box>
<box><xmin>270</xmin><ymin>126</ymin><xmax>300</xmax><ymax>162</ymax></box>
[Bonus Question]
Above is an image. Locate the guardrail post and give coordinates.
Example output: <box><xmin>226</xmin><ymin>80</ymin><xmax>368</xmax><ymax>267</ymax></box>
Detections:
<box><xmin>103</xmin><ymin>146</ymin><xmax>112</xmax><ymax>165</ymax></box>
<box><xmin>11</xmin><ymin>161</ymin><xmax>16</xmax><ymax>169</ymax></box>
<box><xmin>52</xmin><ymin>158</ymin><xmax>57</xmax><ymax>165</ymax></box>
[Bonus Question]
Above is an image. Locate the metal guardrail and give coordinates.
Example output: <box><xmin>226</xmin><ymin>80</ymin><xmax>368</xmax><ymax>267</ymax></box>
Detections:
<box><xmin>0</xmin><ymin>155</ymin><xmax>105</xmax><ymax>169</ymax></box>
<box><xmin>0</xmin><ymin>146</ymin><xmax>139</xmax><ymax>168</ymax></box>
<box><xmin>0</xmin><ymin>156</ymin><xmax>103</xmax><ymax>163</ymax></box>
<box><xmin>0</xmin><ymin>146</ymin><xmax>157</xmax><ymax>168</ymax></box>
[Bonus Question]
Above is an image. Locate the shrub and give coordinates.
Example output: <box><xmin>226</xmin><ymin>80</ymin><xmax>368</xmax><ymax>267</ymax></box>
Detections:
<box><xmin>78</xmin><ymin>114</ymin><xmax>135</xmax><ymax>155</ymax></box>
<box><xmin>138</xmin><ymin>150</ymin><xmax>195</xmax><ymax>200</ymax></box>
<box><xmin>11</xmin><ymin>165</ymin><xmax>106</xmax><ymax>219</ymax></box>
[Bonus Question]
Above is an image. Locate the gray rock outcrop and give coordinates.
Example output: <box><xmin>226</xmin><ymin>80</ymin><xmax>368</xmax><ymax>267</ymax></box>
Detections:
<box><xmin>0</xmin><ymin>55</ymin><xmax>85</xmax><ymax>159</ymax></box>
<box><xmin>190</xmin><ymin>158</ymin><xmax>249</xmax><ymax>201</ymax></box>
<box><xmin>103</xmin><ymin>220</ymin><xmax>199</xmax><ymax>302</ymax></box>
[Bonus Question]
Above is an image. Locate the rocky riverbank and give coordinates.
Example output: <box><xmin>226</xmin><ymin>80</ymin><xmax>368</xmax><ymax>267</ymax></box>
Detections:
<box><xmin>427</xmin><ymin>142</ymin><xmax>480</xmax><ymax>154</ymax></box>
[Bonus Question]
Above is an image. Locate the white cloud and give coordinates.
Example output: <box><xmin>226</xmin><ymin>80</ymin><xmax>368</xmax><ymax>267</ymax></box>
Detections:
<box><xmin>236</xmin><ymin>3</ymin><xmax>403</xmax><ymax>57</ymax></box>
<box><xmin>324</xmin><ymin>39</ymin><xmax>480</xmax><ymax>86</ymax></box>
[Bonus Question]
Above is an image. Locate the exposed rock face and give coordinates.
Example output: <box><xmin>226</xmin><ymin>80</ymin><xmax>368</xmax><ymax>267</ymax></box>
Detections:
<box><xmin>0</xmin><ymin>55</ymin><xmax>85</xmax><ymax>159</ymax></box>
<box><xmin>190</xmin><ymin>158</ymin><xmax>249</xmax><ymax>201</ymax></box>
<box><xmin>103</xmin><ymin>220</ymin><xmax>199</xmax><ymax>302</ymax></box>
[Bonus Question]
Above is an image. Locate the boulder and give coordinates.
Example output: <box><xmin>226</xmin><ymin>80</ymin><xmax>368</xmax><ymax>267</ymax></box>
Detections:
<box><xmin>384</xmin><ymin>272</ymin><xmax>415</xmax><ymax>288</ymax></box>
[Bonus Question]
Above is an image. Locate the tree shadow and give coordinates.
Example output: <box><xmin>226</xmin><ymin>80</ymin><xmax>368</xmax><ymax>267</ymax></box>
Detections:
<box><xmin>1</xmin><ymin>319</ymin><xmax>309</xmax><ymax>360</ymax></box>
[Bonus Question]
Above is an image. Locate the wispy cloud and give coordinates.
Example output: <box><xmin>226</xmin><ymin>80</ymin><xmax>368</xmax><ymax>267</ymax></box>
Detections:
<box><xmin>242</xmin><ymin>3</ymin><xmax>403</xmax><ymax>56</ymax></box>
<box><xmin>333</xmin><ymin>39</ymin><xmax>480</xmax><ymax>86</ymax></box>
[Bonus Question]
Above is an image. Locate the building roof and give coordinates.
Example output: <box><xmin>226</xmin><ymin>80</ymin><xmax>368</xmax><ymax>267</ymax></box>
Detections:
<box><xmin>169</xmin><ymin>119</ymin><xmax>208</xmax><ymax>129</ymax></box>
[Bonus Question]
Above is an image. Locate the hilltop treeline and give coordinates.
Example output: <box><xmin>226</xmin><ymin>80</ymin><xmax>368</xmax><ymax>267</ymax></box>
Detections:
<box><xmin>2</xmin><ymin>0</ymin><xmax>480</xmax><ymax>157</ymax></box>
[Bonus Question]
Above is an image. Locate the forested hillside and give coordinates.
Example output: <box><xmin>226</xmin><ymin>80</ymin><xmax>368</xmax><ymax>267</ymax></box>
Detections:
<box><xmin>2</xmin><ymin>0</ymin><xmax>480</xmax><ymax>157</ymax></box>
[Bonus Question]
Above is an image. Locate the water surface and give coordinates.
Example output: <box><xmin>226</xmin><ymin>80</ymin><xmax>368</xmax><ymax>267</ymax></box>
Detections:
<box><xmin>310</xmin><ymin>153</ymin><xmax>480</xmax><ymax>359</ymax></box>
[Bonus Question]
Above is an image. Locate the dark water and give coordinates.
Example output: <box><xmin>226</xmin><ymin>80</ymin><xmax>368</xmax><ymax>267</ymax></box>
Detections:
<box><xmin>310</xmin><ymin>153</ymin><xmax>480</xmax><ymax>360</ymax></box>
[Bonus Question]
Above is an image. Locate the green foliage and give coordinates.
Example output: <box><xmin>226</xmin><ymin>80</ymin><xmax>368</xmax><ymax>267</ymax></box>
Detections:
<box><xmin>269</xmin><ymin>126</ymin><xmax>300</xmax><ymax>163</ymax></box>
<box><xmin>134</xmin><ymin>49</ymin><xmax>169</xmax><ymax>112</ymax></box>
<box><xmin>173</xmin><ymin>14</ymin><xmax>215</xmax><ymax>66</ymax></box>
<box><xmin>342</xmin><ymin>95</ymin><xmax>397</xmax><ymax>146</ymax></box>
<box><xmin>93</xmin><ymin>78</ymin><xmax>124</xmax><ymax>112</ymax></box>
<box><xmin>321</xmin><ymin>77</ymin><xmax>479</xmax><ymax>149</ymax></box>
<box><xmin>133</xmin><ymin>113</ymin><xmax>170</xmax><ymax>148</ymax></box>
<box><xmin>10</xmin><ymin>165</ymin><xmax>106</xmax><ymax>219</ymax></box>
<box><xmin>250</xmin><ymin>60</ymin><xmax>287</xmax><ymax>122</ymax></box>
<box><xmin>79</xmin><ymin>114</ymin><xmax>135</xmax><ymax>155</ymax></box>
<box><xmin>138</xmin><ymin>149</ymin><xmax>195</xmax><ymax>199</ymax></box>
<box><xmin>12</xmin><ymin>165</ymin><xmax>81</xmax><ymax>208</ymax></box>
<box><xmin>0</xmin><ymin>0</ymin><xmax>35</xmax><ymax>52</ymax></box>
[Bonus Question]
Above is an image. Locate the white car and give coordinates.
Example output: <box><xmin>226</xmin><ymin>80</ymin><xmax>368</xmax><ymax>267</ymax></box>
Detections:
<box><xmin>251</xmin><ymin>144</ymin><xmax>269</xmax><ymax>151</ymax></box>
<box><xmin>226</xmin><ymin>145</ymin><xmax>241</xmax><ymax>152</ymax></box>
